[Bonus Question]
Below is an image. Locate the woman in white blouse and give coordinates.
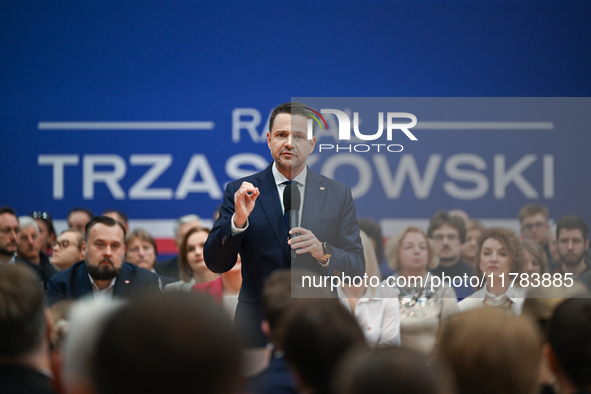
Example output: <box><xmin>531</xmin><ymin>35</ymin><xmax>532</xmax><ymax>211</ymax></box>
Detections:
<box><xmin>383</xmin><ymin>226</ymin><xmax>458</xmax><ymax>357</ymax></box>
<box><xmin>458</xmin><ymin>227</ymin><xmax>526</xmax><ymax>314</ymax></box>
<box><xmin>339</xmin><ymin>231</ymin><xmax>401</xmax><ymax>347</ymax></box>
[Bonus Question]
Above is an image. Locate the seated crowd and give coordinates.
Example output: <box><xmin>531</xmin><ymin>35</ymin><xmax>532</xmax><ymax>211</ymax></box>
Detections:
<box><xmin>0</xmin><ymin>202</ymin><xmax>590</xmax><ymax>394</ymax></box>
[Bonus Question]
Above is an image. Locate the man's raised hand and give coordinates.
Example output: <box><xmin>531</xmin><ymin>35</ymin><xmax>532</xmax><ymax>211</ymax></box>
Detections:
<box><xmin>233</xmin><ymin>182</ymin><xmax>260</xmax><ymax>229</ymax></box>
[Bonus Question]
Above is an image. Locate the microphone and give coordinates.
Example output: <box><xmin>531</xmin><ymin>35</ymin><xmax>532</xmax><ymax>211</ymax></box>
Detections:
<box><xmin>283</xmin><ymin>183</ymin><xmax>301</xmax><ymax>239</ymax></box>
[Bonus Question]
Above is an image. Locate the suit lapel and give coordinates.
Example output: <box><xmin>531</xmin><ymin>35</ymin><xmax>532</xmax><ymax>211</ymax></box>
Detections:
<box><xmin>255</xmin><ymin>165</ymin><xmax>291</xmax><ymax>262</ymax></box>
<box><xmin>113</xmin><ymin>263</ymin><xmax>133</xmax><ymax>297</ymax></box>
<box><xmin>301</xmin><ymin>169</ymin><xmax>326</xmax><ymax>231</ymax></box>
<box><xmin>74</xmin><ymin>263</ymin><xmax>93</xmax><ymax>298</ymax></box>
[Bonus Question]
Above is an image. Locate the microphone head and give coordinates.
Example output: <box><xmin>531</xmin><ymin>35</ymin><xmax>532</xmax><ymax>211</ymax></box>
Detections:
<box><xmin>283</xmin><ymin>184</ymin><xmax>301</xmax><ymax>212</ymax></box>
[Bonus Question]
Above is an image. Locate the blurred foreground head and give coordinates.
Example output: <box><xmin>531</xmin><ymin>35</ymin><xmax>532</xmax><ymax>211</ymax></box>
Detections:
<box><xmin>439</xmin><ymin>308</ymin><xmax>542</xmax><ymax>394</ymax></box>
<box><xmin>92</xmin><ymin>292</ymin><xmax>241</xmax><ymax>394</ymax></box>
<box><xmin>333</xmin><ymin>346</ymin><xmax>453</xmax><ymax>394</ymax></box>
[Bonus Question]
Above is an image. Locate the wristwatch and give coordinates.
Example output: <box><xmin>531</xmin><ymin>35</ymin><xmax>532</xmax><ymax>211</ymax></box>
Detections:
<box><xmin>317</xmin><ymin>242</ymin><xmax>333</xmax><ymax>263</ymax></box>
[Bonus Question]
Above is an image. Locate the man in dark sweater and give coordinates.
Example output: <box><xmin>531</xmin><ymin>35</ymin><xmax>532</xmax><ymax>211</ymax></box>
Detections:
<box><xmin>428</xmin><ymin>210</ymin><xmax>473</xmax><ymax>299</ymax></box>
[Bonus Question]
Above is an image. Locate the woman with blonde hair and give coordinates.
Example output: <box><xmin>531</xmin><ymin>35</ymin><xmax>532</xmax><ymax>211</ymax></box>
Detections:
<box><xmin>458</xmin><ymin>227</ymin><xmax>526</xmax><ymax>314</ymax></box>
<box><xmin>383</xmin><ymin>226</ymin><xmax>457</xmax><ymax>356</ymax></box>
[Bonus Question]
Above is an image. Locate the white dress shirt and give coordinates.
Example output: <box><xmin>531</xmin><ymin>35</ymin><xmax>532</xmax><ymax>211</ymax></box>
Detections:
<box><xmin>88</xmin><ymin>274</ymin><xmax>116</xmax><ymax>301</ymax></box>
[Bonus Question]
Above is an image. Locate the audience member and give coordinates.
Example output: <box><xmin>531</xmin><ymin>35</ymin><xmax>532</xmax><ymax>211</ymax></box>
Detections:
<box><xmin>31</xmin><ymin>211</ymin><xmax>56</xmax><ymax>256</ymax></box>
<box><xmin>546</xmin><ymin>298</ymin><xmax>591</xmax><ymax>394</ymax></box>
<box><xmin>332</xmin><ymin>346</ymin><xmax>453</xmax><ymax>394</ymax></box>
<box><xmin>62</xmin><ymin>298</ymin><xmax>125</xmax><ymax>394</ymax></box>
<box><xmin>46</xmin><ymin>216</ymin><xmax>160</xmax><ymax>306</ymax></box>
<box><xmin>519</xmin><ymin>203</ymin><xmax>557</xmax><ymax>270</ymax></box>
<box><xmin>92</xmin><ymin>293</ymin><xmax>242</xmax><ymax>394</ymax></box>
<box><xmin>522</xmin><ymin>238</ymin><xmax>549</xmax><ymax>276</ymax></box>
<box><xmin>523</xmin><ymin>283</ymin><xmax>589</xmax><ymax>394</ymax></box>
<box><xmin>164</xmin><ymin>227</ymin><xmax>217</xmax><ymax>292</ymax></box>
<box><xmin>461</xmin><ymin>220</ymin><xmax>485</xmax><ymax>268</ymax></box>
<box><xmin>67</xmin><ymin>208</ymin><xmax>94</xmax><ymax>234</ymax></box>
<box><xmin>0</xmin><ymin>207</ymin><xmax>43</xmax><ymax>277</ymax></box>
<box><xmin>384</xmin><ymin>226</ymin><xmax>457</xmax><ymax>356</ymax></box>
<box><xmin>339</xmin><ymin>231</ymin><xmax>400</xmax><ymax>347</ymax></box>
<box><xmin>192</xmin><ymin>254</ymin><xmax>242</xmax><ymax>320</ymax></box>
<box><xmin>155</xmin><ymin>214</ymin><xmax>201</xmax><ymax>280</ymax></box>
<box><xmin>281</xmin><ymin>298</ymin><xmax>368</xmax><ymax>394</ymax></box>
<box><xmin>0</xmin><ymin>264</ymin><xmax>56</xmax><ymax>394</ymax></box>
<box><xmin>427</xmin><ymin>211</ymin><xmax>473</xmax><ymax>298</ymax></box>
<box><xmin>459</xmin><ymin>227</ymin><xmax>526</xmax><ymax>314</ymax></box>
<box><xmin>358</xmin><ymin>217</ymin><xmax>390</xmax><ymax>277</ymax></box>
<box><xmin>102</xmin><ymin>210</ymin><xmax>129</xmax><ymax>232</ymax></box>
<box><xmin>554</xmin><ymin>215</ymin><xmax>590</xmax><ymax>277</ymax></box>
<box><xmin>125</xmin><ymin>228</ymin><xmax>175</xmax><ymax>289</ymax></box>
<box><xmin>440</xmin><ymin>308</ymin><xmax>542</xmax><ymax>394</ymax></box>
<box><xmin>48</xmin><ymin>300</ymin><xmax>74</xmax><ymax>394</ymax></box>
<box><xmin>18</xmin><ymin>216</ymin><xmax>58</xmax><ymax>288</ymax></box>
<box><xmin>51</xmin><ymin>230</ymin><xmax>84</xmax><ymax>271</ymax></box>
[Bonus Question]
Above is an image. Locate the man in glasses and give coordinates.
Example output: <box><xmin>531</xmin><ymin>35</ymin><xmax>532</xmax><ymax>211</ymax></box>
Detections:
<box><xmin>518</xmin><ymin>203</ymin><xmax>558</xmax><ymax>271</ymax></box>
<box><xmin>52</xmin><ymin>229</ymin><xmax>84</xmax><ymax>271</ymax></box>
<box><xmin>428</xmin><ymin>210</ymin><xmax>473</xmax><ymax>298</ymax></box>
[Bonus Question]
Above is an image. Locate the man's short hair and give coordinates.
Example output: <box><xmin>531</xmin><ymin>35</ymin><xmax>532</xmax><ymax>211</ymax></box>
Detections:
<box><xmin>518</xmin><ymin>203</ymin><xmax>549</xmax><ymax>224</ymax></box>
<box><xmin>85</xmin><ymin>216</ymin><xmax>127</xmax><ymax>242</ymax></box>
<box><xmin>281</xmin><ymin>298</ymin><xmax>367</xmax><ymax>393</ymax></box>
<box><xmin>556</xmin><ymin>215</ymin><xmax>589</xmax><ymax>241</ymax></box>
<box><xmin>68</xmin><ymin>207</ymin><xmax>94</xmax><ymax>221</ymax></box>
<box><xmin>0</xmin><ymin>206</ymin><xmax>17</xmax><ymax>217</ymax></box>
<box><xmin>60</xmin><ymin>229</ymin><xmax>85</xmax><ymax>251</ymax></box>
<box><xmin>548</xmin><ymin>298</ymin><xmax>591</xmax><ymax>390</ymax></box>
<box><xmin>440</xmin><ymin>308</ymin><xmax>542</xmax><ymax>394</ymax></box>
<box><xmin>0</xmin><ymin>264</ymin><xmax>46</xmax><ymax>358</ymax></box>
<box><xmin>173</xmin><ymin>214</ymin><xmax>201</xmax><ymax>238</ymax></box>
<box><xmin>269</xmin><ymin>102</ymin><xmax>314</xmax><ymax>134</ymax></box>
<box><xmin>427</xmin><ymin>210</ymin><xmax>466</xmax><ymax>243</ymax></box>
<box><xmin>102</xmin><ymin>210</ymin><xmax>129</xmax><ymax>228</ymax></box>
<box><xmin>125</xmin><ymin>228</ymin><xmax>158</xmax><ymax>256</ymax></box>
<box><xmin>92</xmin><ymin>293</ymin><xmax>241</xmax><ymax>394</ymax></box>
<box><xmin>18</xmin><ymin>216</ymin><xmax>39</xmax><ymax>233</ymax></box>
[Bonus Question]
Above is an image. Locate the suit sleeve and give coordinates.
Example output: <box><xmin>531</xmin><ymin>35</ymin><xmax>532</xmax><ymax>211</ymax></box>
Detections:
<box><xmin>326</xmin><ymin>185</ymin><xmax>365</xmax><ymax>278</ymax></box>
<box><xmin>204</xmin><ymin>181</ymin><xmax>245</xmax><ymax>274</ymax></box>
<box><xmin>46</xmin><ymin>277</ymin><xmax>65</xmax><ymax>306</ymax></box>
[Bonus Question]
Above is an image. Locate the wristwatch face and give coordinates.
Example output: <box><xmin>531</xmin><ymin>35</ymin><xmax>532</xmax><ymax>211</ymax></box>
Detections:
<box><xmin>323</xmin><ymin>242</ymin><xmax>333</xmax><ymax>256</ymax></box>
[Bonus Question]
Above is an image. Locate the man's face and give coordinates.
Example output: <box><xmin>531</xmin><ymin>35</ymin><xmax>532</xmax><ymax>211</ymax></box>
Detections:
<box><xmin>267</xmin><ymin>113</ymin><xmax>316</xmax><ymax>178</ymax></box>
<box><xmin>126</xmin><ymin>237</ymin><xmax>157</xmax><ymax>270</ymax></box>
<box><xmin>83</xmin><ymin>223</ymin><xmax>125</xmax><ymax>280</ymax></box>
<box><xmin>521</xmin><ymin>213</ymin><xmax>550</xmax><ymax>246</ymax></box>
<box><xmin>431</xmin><ymin>224</ymin><xmax>462</xmax><ymax>265</ymax></box>
<box><xmin>0</xmin><ymin>213</ymin><xmax>20</xmax><ymax>256</ymax></box>
<box><xmin>68</xmin><ymin>212</ymin><xmax>91</xmax><ymax>234</ymax></box>
<box><xmin>18</xmin><ymin>225</ymin><xmax>40</xmax><ymax>261</ymax></box>
<box><xmin>52</xmin><ymin>232</ymin><xmax>84</xmax><ymax>270</ymax></box>
<box><xmin>557</xmin><ymin>228</ymin><xmax>589</xmax><ymax>267</ymax></box>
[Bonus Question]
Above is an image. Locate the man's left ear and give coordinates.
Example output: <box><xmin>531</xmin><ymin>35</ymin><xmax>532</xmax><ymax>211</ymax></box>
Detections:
<box><xmin>310</xmin><ymin>136</ymin><xmax>317</xmax><ymax>152</ymax></box>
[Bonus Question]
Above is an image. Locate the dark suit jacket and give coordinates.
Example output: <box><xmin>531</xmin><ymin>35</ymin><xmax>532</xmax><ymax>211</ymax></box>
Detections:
<box><xmin>45</xmin><ymin>261</ymin><xmax>160</xmax><ymax>306</ymax></box>
<box><xmin>204</xmin><ymin>164</ymin><xmax>364</xmax><ymax>346</ymax></box>
<box><xmin>0</xmin><ymin>365</ymin><xmax>56</xmax><ymax>394</ymax></box>
<box><xmin>155</xmin><ymin>256</ymin><xmax>180</xmax><ymax>280</ymax></box>
<box><xmin>244</xmin><ymin>353</ymin><xmax>298</xmax><ymax>394</ymax></box>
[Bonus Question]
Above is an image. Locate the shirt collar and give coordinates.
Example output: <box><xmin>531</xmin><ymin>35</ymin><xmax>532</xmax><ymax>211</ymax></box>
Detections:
<box><xmin>272</xmin><ymin>162</ymin><xmax>307</xmax><ymax>187</ymax></box>
<box><xmin>481</xmin><ymin>282</ymin><xmax>525</xmax><ymax>304</ymax></box>
<box><xmin>87</xmin><ymin>274</ymin><xmax>117</xmax><ymax>292</ymax></box>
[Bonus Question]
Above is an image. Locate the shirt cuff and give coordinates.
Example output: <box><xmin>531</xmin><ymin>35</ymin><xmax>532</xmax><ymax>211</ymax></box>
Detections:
<box><xmin>231</xmin><ymin>214</ymin><xmax>248</xmax><ymax>235</ymax></box>
<box><xmin>318</xmin><ymin>257</ymin><xmax>330</xmax><ymax>268</ymax></box>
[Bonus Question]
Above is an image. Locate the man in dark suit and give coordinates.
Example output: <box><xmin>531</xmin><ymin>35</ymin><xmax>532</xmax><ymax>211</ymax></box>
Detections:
<box><xmin>46</xmin><ymin>216</ymin><xmax>160</xmax><ymax>306</ymax></box>
<box><xmin>0</xmin><ymin>264</ymin><xmax>56</xmax><ymax>394</ymax></box>
<box><xmin>204</xmin><ymin>102</ymin><xmax>365</xmax><ymax>347</ymax></box>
